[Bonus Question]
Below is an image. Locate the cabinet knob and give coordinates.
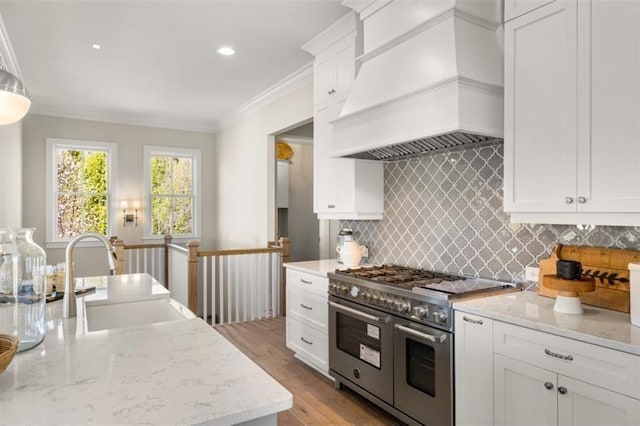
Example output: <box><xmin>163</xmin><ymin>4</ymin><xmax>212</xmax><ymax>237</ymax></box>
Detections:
<box><xmin>558</xmin><ymin>386</ymin><xmax>568</xmax><ymax>395</ymax></box>
<box><xmin>564</xmin><ymin>197</ymin><xmax>574</xmax><ymax>204</ymax></box>
<box><xmin>544</xmin><ymin>382</ymin><xmax>554</xmax><ymax>390</ymax></box>
<box><xmin>577</xmin><ymin>196</ymin><xmax>587</xmax><ymax>204</ymax></box>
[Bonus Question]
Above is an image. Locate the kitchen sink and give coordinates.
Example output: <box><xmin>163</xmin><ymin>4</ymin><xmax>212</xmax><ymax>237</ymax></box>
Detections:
<box><xmin>85</xmin><ymin>298</ymin><xmax>194</xmax><ymax>332</ymax></box>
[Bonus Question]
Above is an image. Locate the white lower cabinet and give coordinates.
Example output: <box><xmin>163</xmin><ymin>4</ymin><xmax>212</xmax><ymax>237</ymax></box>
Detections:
<box><xmin>494</xmin><ymin>355</ymin><xmax>640</xmax><ymax>426</ymax></box>
<box><xmin>494</xmin><ymin>354</ymin><xmax>558</xmax><ymax>426</ymax></box>
<box><xmin>454</xmin><ymin>312</ymin><xmax>494</xmax><ymax>426</ymax></box>
<box><xmin>285</xmin><ymin>267</ymin><xmax>329</xmax><ymax>376</ymax></box>
<box><xmin>455</xmin><ymin>312</ymin><xmax>640</xmax><ymax>426</ymax></box>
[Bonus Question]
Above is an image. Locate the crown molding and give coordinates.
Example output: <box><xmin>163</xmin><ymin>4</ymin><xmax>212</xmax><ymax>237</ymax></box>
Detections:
<box><xmin>0</xmin><ymin>14</ymin><xmax>24</xmax><ymax>79</ymax></box>
<box><xmin>215</xmin><ymin>62</ymin><xmax>313</xmax><ymax>131</ymax></box>
<box><xmin>28</xmin><ymin>105</ymin><xmax>216</xmax><ymax>134</ymax></box>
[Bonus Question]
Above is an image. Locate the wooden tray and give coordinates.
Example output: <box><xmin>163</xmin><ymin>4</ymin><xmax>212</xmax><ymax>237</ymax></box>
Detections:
<box><xmin>542</xmin><ymin>274</ymin><xmax>595</xmax><ymax>297</ymax></box>
<box><xmin>538</xmin><ymin>244</ymin><xmax>640</xmax><ymax>313</ymax></box>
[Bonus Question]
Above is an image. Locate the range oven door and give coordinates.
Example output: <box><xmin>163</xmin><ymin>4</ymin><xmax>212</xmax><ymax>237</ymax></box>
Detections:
<box><xmin>328</xmin><ymin>296</ymin><xmax>394</xmax><ymax>404</ymax></box>
<box><xmin>394</xmin><ymin>320</ymin><xmax>453</xmax><ymax>426</ymax></box>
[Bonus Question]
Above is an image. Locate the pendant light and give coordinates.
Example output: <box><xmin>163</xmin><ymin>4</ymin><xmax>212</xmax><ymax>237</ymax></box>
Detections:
<box><xmin>0</xmin><ymin>68</ymin><xmax>30</xmax><ymax>125</ymax></box>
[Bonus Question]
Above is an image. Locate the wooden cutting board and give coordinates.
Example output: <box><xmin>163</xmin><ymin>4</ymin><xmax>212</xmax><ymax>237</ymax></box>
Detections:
<box><xmin>538</xmin><ymin>244</ymin><xmax>640</xmax><ymax>313</ymax></box>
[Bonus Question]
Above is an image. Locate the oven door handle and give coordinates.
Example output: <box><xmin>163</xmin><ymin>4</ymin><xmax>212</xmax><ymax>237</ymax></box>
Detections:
<box><xmin>395</xmin><ymin>324</ymin><xmax>447</xmax><ymax>344</ymax></box>
<box><xmin>329</xmin><ymin>301</ymin><xmax>389</xmax><ymax>324</ymax></box>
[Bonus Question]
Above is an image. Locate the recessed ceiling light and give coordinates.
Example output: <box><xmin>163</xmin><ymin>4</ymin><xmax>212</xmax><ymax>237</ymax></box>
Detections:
<box><xmin>92</xmin><ymin>43</ymin><xmax>101</xmax><ymax>50</ymax></box>
<box><xmin>217</xmin><ymin>46</ymin><xmax>236</xmax><ymax>56</ymax></box>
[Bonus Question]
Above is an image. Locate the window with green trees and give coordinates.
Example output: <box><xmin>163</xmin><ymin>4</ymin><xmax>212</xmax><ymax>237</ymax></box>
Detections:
<box><xmin>56</xmin><ymin>148</ymin><xmax>109</xmax><ymax>237</ymax></box>
<box><xmin>46</xmin><ymin>138</ymin><xmax>116</xmax><ymax>243</ymax></box>
<box><xmin>145</xmin><ymin>147</ymin><xmax>199</xmax><ymax>238</ymax></box>
<box><xmin>150</xmin><ymin>155</ymin><xmax>194</xmax><ymax>236</ymax></box>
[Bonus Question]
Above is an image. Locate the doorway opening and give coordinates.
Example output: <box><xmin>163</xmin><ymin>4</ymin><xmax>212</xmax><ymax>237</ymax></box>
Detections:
<box><xmin>274</xmin><ymin>122</ymin><xmax>319</xmax><ymax>262</ymax></box>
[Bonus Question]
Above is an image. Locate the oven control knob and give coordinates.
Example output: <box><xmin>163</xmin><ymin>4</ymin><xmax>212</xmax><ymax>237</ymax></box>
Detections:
<box><xmin>412</xmin><ymin>306</ymin><xmax>428</xmax><ymax>318</ymax></box>
<box><xmin>398</xmin><ymin>301</ymin><xmax>410</xmax><ymax>313</ymax></box>
<box><xmin>378</xmin><ymin>296</ymin><xmax>388</xmax><ymax>306</ymax></box>
<box><xmin>432</xmin><ymin>311</ymin><xmax>448</xmax><ymax>324</ymax></box>
<box><xmin>370</xmin><ymin>294</ymin><xmax>379</xmax><ymax>304</ymax></box>
<box><xmin>350</xmin><ymin>285</ymin><xmax>360</xmax><ymax>298</ymax></box>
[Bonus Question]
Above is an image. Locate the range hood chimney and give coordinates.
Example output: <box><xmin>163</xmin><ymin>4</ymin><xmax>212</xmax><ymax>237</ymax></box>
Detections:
<box><xmin>332</xmin><ymin>0</ymin><xmax>504</xmax><ymax>161</ymax></box>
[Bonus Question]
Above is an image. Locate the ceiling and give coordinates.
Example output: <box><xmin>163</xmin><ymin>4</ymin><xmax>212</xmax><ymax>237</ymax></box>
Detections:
<box><xmin>0</xmin><ymin>1</ymin><xmax>348</xmax><ymax>132</ymax></box>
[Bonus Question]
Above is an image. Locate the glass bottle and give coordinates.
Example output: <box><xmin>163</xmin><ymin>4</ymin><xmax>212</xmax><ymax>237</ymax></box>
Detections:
<box><xmin>0</xmin><ymin>228</ymin><xmax>17</xmax><ymax>295</ymax></box>
<box><xmin>1</xmin><ymin>228</ymin><xmax>47</xmax><ymax>351</ymax></box>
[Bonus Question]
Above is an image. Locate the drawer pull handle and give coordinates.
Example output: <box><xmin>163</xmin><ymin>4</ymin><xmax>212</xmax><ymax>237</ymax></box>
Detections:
<box><xmin>300</xmin><ymin>279</ymin><xmax>312</xmax><ymax>285</ymax></box>
<box><xmin>300</xmin><ymin>303</ymin><xmax>313</xmax><ymax>310</ymax></box>
<box><xmin>463</xmin><ymin>316</ymin><xmax>483</xmax><ymax>325</ymax></box>
<box><xmin>544</xmin><ymin>348</ymin><xmax>574</xmax><ymax>361</ymax></box>
<box><xmin>300</xmin><ymin>337</ymin><xmax>313</xmax><ymax>345</ymax></box>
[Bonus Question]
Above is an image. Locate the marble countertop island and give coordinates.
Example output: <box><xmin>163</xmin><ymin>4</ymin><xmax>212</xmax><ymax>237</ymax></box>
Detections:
<box><xmin>454</xmin><ymin>290</ymin><xmax>640</xmax><ymax>356</ymax></box>
<box><xmin>0</xmin><ymin>274</ymin><xmax>292</xmax><ymax>424</ymax></box>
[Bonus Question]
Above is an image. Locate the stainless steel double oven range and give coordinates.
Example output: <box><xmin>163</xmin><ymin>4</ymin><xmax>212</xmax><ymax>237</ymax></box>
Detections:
<box><xmin>327</xmin><ymin>265</ymin><xmax>517</xmax><ymax>426</ymax></box>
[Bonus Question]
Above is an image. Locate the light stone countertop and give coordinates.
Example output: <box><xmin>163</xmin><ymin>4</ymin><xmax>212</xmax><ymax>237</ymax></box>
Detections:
<box><xmin>283</xmin><ymin>259</ymin><xmax>342</xmax><ymax>277</ymax></box>
<box><xmin>454</xmin><ymin>290</ymin><xmax>640</xmax><ymax>356</ymax></box>
<box><xmin>0</xmin><ymin>274</ymin><xmax>293</xmax><ymax>424</ymax></box>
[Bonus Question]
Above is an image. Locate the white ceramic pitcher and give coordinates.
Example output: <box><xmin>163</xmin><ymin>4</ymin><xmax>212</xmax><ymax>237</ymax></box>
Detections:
<box><xmin>337</xmin><ymin>241</ymin><xmax>365</xmax><ymax>267</ymax></box>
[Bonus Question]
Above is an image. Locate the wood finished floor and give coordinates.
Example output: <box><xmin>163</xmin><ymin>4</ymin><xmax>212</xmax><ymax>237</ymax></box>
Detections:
<box><xmin>214</xmin><ymin>317</ymin><xmax>401</xmax><ymax>425</ymax></box>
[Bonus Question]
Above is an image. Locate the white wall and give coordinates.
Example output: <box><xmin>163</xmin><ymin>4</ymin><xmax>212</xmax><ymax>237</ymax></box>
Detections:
<box><xmin>0</xmin><ymin>121</ymin><xmax>22</xmax><ymax>228</ymax></box>
<box><xmin>22</xmin><ymin>114</ymin><xmax>215</xmax><ymax>276</ymax></box>
<box><xmin>213</xmin><ymin>80</ymin><xmax>314</xmax><ymax>248</ymax></box>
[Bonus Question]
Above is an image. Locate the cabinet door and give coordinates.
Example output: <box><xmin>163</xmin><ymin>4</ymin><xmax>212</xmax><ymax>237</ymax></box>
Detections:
<box><xmin>314</xmin><ymin>51</ymin><xmax>334</xmax><ymax>107</ymax></box>
<box><xmin>454</xmin><ymin>313</ymin><xmax>494</xmax><ymax>426</ymax></box>
<box><xmin>494</xmin><ymin>354</ymin><xmax>557</xmax><ymax>426</ymax></box>
<box><xmin>333</xmin><ymin>36</ymin><xmax>356</xmax><ymax>97</ymax></box>
<box><xmin>313</xmin><ymin>102</ymin><xmax>338</xmax><ymax>214</ymax></box>
<box><xmin>576</xmin><ymin>0</ymin><xmax>640</xmax><ymax>213</ymax></box>
<box><xmin>558</xmin><ymin>376</ymin><xmax>640</xmax><ymax>426</ymax></box>
<box><xmin>504</xmin><ymin>0</ymin><xmax>557</xmax><ymax>21</ymax></box>
<box><xmin>503</xmin><ymin>1</ymin><xmax>579</xmax><ymax>213</ymax></box>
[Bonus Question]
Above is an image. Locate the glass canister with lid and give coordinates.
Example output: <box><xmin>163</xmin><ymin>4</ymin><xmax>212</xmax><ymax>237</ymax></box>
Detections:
<box><xmin>0</xmin><ymin>228</ymin><xmax>47</xmax><ymax>351</ymax></box>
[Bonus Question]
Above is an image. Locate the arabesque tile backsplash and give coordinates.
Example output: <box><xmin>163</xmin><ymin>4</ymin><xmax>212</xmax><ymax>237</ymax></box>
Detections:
<box><xmin>340</xmin><ymin>145</ymin><xmax>640</xmax><ymax>283</ymax></box>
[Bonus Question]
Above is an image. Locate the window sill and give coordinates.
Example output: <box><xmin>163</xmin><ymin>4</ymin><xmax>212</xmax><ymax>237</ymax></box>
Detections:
<box><xmin>45</xmin><ymin>240</ymin><xmax>108</xmax><ymax>250</ymax></box>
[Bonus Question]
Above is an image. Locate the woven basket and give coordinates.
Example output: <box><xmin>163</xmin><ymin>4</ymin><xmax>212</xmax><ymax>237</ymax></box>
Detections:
<box><xmin>0</xmin><ymin>334</ymin><xmax>18</xmax><ymax>375</ymax></box>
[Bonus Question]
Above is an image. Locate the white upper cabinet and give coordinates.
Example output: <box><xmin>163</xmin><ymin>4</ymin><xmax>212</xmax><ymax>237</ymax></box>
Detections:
<box><xmin>314</xmin><ymin>36</ymin><xmax>356</xmax><ymax>107</ymax></box>
<box><xmin>504</xmin><ymin>0</ymin><xmax>557</xmax><ymax>21</ymax></box>
<box><xmin>303</xmin><ymin>12</ymin><xmax>384</xmax><ymax>220</ymax></box>
<box><xmin>504</xmin><ymin>0</ymin><xmax>640</xmax><ymax>226</ymax></box>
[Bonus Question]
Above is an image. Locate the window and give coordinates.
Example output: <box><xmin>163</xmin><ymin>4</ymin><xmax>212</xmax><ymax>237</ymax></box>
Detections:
<box><xmin>45</xmin><ymin>138</ymin><xmax>117</xmax><ymax>245</ymax></box>
<box><xmin>143</xmin><ymin>146</ymin><xmax>200</xmax><ymax>238</ymax></box>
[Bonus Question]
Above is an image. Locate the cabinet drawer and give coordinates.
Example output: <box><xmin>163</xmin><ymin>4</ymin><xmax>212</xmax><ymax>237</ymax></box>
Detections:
<box><xmin>286</xmin><ymin>268</ymin><xmax>328</xmax><ymax>297</ymax></box>
<box><xmin>287</xmin><ymin>286</ymin><xmax>328</xmax><ymax>333</ymax></box>
<box><xmin>286</xmin><ymin>317</ymin><xmax>328</xmax><ymax>373</ymax></box>
<box><xmin>494</xmin><ymin>321</ymin><xmax>640</xmax><ymax>399</ymax></box>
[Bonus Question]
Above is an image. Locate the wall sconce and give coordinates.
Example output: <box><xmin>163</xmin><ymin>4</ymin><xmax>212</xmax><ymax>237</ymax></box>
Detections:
<box><xmin>121</xmin><ymin>200</ymin><xmax>140</xmax><ymax>227</ymax></box>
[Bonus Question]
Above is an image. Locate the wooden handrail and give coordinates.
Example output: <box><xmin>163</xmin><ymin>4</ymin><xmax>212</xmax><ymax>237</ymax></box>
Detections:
<box><xmin>121</xmin><ymin>243</ymin><xmax>167</xmax><ymax>249</ymax></box>
<box><xmin>197</xmin><ymin>247</ymin><xmax>283</xmax><ymax>257</ymax></box>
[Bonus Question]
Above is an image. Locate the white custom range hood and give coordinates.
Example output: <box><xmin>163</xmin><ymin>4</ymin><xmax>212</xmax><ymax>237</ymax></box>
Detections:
<box><xmin>333</xmin><ymin>0</ymin><xmax>504</xmax><ymax>161</ymax></box>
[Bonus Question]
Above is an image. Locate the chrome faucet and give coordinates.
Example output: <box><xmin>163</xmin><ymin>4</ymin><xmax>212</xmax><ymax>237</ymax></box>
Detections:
<box><xmin>63</xmin><ymin>233</ymin><xmax>117</xmax><ymax>319</ymax></box>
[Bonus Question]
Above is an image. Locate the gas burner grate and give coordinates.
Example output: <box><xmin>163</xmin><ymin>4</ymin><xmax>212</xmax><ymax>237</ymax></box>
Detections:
<box><xmin>336</xmin><ymin>264</ymin><xmax>466</xmax><ymax>286</ymax></box>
